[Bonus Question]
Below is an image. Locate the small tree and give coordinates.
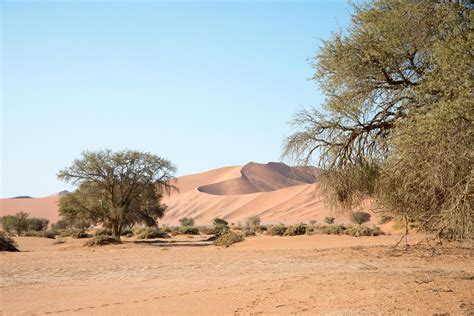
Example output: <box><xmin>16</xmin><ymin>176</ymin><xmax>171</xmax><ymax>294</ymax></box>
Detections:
<box><xmin>245</xmin><ymin>216</ymin><xmax>261</xmax><ymax>229</ymax></box>
<box><xmin>2</xmin><ymin>212</ymin><xmax>30</xmax><ymax>235</ymax></box>
<box><xmin>350</xmin><ymin>212</ymin><xmax>371</xmax><ymax>225</ymax></box>
<box><xmin>179</xmin><ymin>217</ymin><xmax>195</xmax><ymax>227</ymax></box>
<box><xmin>58</xmin><ymin>149</ymin><xmax>177</xmax><ymax>239</ymax></box>
<box><xmin>324</xmin><ymin>216</ymin><xmax>335</xmax><ymax>225</ymax></box>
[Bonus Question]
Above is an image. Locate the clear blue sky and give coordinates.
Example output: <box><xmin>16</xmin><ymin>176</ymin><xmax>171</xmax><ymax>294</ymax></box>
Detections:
<box><xmin>1</xmin><ymin>0</ymin><xmax>351</xmax><ymax>198</ymax></box>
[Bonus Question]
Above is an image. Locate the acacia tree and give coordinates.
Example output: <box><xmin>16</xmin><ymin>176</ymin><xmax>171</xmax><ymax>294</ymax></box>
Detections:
<box><xmin>284</xmin><ymin>0</ymin><xmax>472</xmax><ymax>239</ymax></box>
<box><xmin>58</xmin><ymin>149</ymin><xmax>177</xmax><ymax>239</ymax></box>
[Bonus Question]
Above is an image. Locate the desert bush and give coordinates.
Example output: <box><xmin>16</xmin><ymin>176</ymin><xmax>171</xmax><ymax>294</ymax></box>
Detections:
<box><xmin>1</xmin><ymin>212</ymin><xmax>30</xmax><ymax>235</ymax></box>
<box><xmin>213</xmin><ymin>217</ymin><xmax>228</xmax><ymax>226</ymax></box>
<box><xmin>313</xmin><ymin>224</ymin><xmax>347</xmax><ymax>235</ymax></box>
<box><xmin>267</xmin><ymin>224</ymin><xmax>287</xmax><ymax>236</ymax></box>
<box><xmin>246</xmin><ymin>216</ymin><xmax>261</xmax><ymax>228</ymax></box>
<box><xmin>324</xmin><ymin>216</ymin><xmax>335</xmax><ymax>225</ymax></box>
<box><xmin>212</xmin><ymin>224</ymin><xmax>230</xmax><ymax>237</ymax></box>
<box><xmin>27</xmin><ymin>217</ymin><xmax>49</xmax><ymax>232</ymax></box>
<box><xmin>51</xmin><ymin>218</ymin><xmax>91</xmax><ymax>231</ymax></box>
<box><xmin>23</xmin><ymin>230</ymin><xmax>57</xmax><ymax>239</ymax></box>
<box><xmin>350</xmin><ymin>212</ymin><xmax>371</xmax><ymax>225</ymax></box>
<box><xmin>0</xmin><ymin>232</ymin><xmax>19</xmax><ymax>252</ymax></box>
<box><xmin>135</xmin><ymin>227</ymin><xmax>169</xmax><ymax>239</ymax></box>
<box><xmin>179</xmin><ymin>217</ymin><xmax>195</xmax><ymax>227</ymax></box>
<box><xmin>241</xmin><ymin>226</ymin><xmax>256</xmax><ymax>237</ymax></box>
<box><xmin>61</xmin><ymin>228</ymin><xmax>91</xmax><ymax>238</ymax></box>
<box><xmin>213</xmin><ymin>231</ymin><xmax>244</xmax><ymax>247</ymax></box>
<box><xmin>42</xmin><ymin>230</ymin><xmax>58</xmax><ymax>239</ymax></box>
<box><xmin>378</xmin><ymin>214</ymin><xmax>394</xmax><ymax>225</ymax></box>
<box><xmin>178</xmin><ymin>226</ymin><xmax>199</xmax><ymax>235</ymax></box>
<box><xmin>284</xmin><ymin>223</ymin><xmax>307</xmax><ymax>236</ymax></box>
<box><xmin>84</xmin><ymin>235</ymin><xmax>121</xmax><ymax>247</ymax></box>
<box><xmin>309</xmin><ymin>220</ymin><xmax>317</xmax><ymax>227</ymax></box>
<box><xmin>345</xmin><ymin>225</ymin><xmax>384</xmax><ymax>237</ymax></box>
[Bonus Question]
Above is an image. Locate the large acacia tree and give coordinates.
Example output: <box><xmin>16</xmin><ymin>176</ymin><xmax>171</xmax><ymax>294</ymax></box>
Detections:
<box><xmin>58</xmin><ymin>149</ymin><xmax>177</xmax><ymax>238</ymax></box>
<box><xmin>284</xmin><ymin>0</ymin><xmax>472</xmax><ymax>239</ymax></box>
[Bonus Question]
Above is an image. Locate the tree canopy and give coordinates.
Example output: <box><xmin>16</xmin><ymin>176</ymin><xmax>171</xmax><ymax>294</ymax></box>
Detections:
<box><xmin>58</xmin><ymin>149</ymin><xmax>177</xmax><ymax>238</ymax></box>
<box><xmin>283</xmin><ymin>0</ymin><xmax>472</xmax><ymax>239</ymax></box>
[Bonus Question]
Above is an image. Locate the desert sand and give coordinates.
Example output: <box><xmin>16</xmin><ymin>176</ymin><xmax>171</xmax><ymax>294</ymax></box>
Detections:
<box><xmin>1</xmin><ymin>235</ymin><xmax>473</xmax><ymax>315</ymax></box>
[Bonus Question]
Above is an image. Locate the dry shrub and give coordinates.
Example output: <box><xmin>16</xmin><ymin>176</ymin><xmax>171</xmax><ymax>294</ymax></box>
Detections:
<box><xmin>0</xmin><ymin>232</ymin><xmax>18</xmax><ymax>252</ymax></box>
<box><xmin>84</xmin><ymin>235</ymin><xmax>121</xmax><ymax>247</ymax></box>
<box><xmin>213</xmin><ymin>231</ymin><xmax>244</xmax><ymax>247</ymax></box>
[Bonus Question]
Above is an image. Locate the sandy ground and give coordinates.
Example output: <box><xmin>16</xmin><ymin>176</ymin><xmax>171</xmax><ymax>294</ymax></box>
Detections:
<box><xmin>1</xmin><ymin>234</ymin><xmax>473</xmax><ymax>315</ymax></box>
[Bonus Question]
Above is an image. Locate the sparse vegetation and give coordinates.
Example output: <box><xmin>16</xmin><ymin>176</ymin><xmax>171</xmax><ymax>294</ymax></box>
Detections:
<box><xmin>324</xmin><ymin>217</ymin><xmax>335</xmax><ymax>225</ymax></box>
<box><xmin>267</xmin><ymin>224</ymin><xmax>287</xmax><ymax>236</ymax></box>
<box><xmin>212</xmin><ymin>218</ymin><xmax>230</xmax><ymax>236</ymax></box>
<box><xmin>179</xmin><ymin>217</ymin><xmax>195</xmax><ymax>227</ymax></box>
<box><xmin>213</xmin><ymin>231</ymin><xmax>244</xmax><ymax>247</ymax></box>
<box><xmin>95</xmin><ymin>228</ymin><xmax>113</xmax><ymax>236</ymax></box>
<box><xmin>345</xmin><ymin>225</ymin><xmax>384</xmax><ymax>237</ymax></box>
<box><xmin>84</xmin><ymin>235</ymin><xmax>121</xmax><ymax>247</ymax></box>
<box><xmin>61</xmin><ymin>228</ymin><xmax>91</xmax><ymax>239</ymax></box>
<box><xmin>135</xmin><ymin>227</ymin><xmax>169</xmax><ymax>239</ymax></box>
<box><xmin>0</xmin><ymin>232</ymin><xmax>19</xmax><ymax>252</ymax></box>
<box><xmin>313</xmin><ymin>224</ymin><xmax>347</xmax><ymax>235</ymax></box>
<box><xmin>1</xmin><ymin>212</ymin><xmax>30</xmax><ymax>235</ymax></box>
<box><xmin>178</xmin><ymin>226</ymin><xmax>199</xmax><ymax>235</ymax></box>
<box><xmin>284</xmin><ymin>223</ymin><xmax>307</xmax><ymax>236</ymax></box>
<box><xmin>350</xmin><ymin>212</ymin><xmax>371</xmax><ymax>225</ymax></box>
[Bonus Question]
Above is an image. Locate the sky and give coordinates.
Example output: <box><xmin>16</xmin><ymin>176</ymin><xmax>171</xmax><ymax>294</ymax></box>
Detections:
<box><xmin>1</xmin><ymin>0</ymin><xmax>352</xmax><ymax>198</ymax></box>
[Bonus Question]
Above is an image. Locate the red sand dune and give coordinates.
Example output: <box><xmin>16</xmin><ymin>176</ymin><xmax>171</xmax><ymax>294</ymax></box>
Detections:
<box><xmin>161</xmin><ymin>162</ymin><xmax>346</xmax><ymax>225</ymax></box>
<box><xmin>0</xmin><ymin>195</ymin><xmax>60</xmax><ymax>223</ymax></box>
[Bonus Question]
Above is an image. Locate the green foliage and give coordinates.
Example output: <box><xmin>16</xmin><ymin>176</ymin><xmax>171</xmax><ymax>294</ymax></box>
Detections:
<box><xmin>0</xmin><ymin>232</ymin><xmax>18</xmax><ymax>252</ymax></box>
<box><xmin>57</xmin><ymin>149</ymin><xmax>177</xmax><ymax>238</ymax></box>
<box><xmin>213</xmin><ymin>231</ymin><xmax>244</xmax><ymax>247</ymax></box>
<box><xmin>212</xmin><ymin>224</ymin><xmax>230</xmax><ymax>237</ymax></box>
<box><xmin>245</xmin><ymin>216</ymin><xmax>261</xmax><ymax>228</ymax></box>
<box><xmin>313</xmin><ymin>224</ymin><xmax>347</xmax><ymax>235</ymax></box>
<box><xmin>350</xmin><ymin>212</ymin><xmax>371</xmax><ymax>225</ymax></box>
<box><xmin>324</xmin><ymin>216</ymin><xmax>335</xmax><ymax>225</ymax></box>
<box><xmin>345</xmin><ymin>225</ymin><xmax>384</xmax><ymax>237</ymax></box>
<box><xmin>284</xmin><ymin>223</ymin><xmax>307</xmax><ymax>236</ymax></box>
<box><xmin>1</xmin><ymin>212</ymin><xmax>30</xmax><ymax>235</ymax></box>
<box><xmin>267</xmin><ymin>224</ymin><xmax>287</xmax><ymax>236</ymax></box>
<box><xmin>84</xmin><ymin>235</ymin><xmax>121</xmax><ymax>247</ymax></box>
<box><xmin>178</xmin><ymin>226</ymin><xmax>199</xmax><ymax>235</ymax></box>
<box><xmin>179</xmin><ymin>217</ymin><xmax>195</xmax><ymax>227</ymax></box>
<box><xmin>27</xmin><ymin>218</ymin><xmax>49</xmax><ymax>232</ymax></box>
<box><xmin>61</xmin><ymin>229</ymin><xmax>91</xmax><ymax>239</ymax></box>
<box><xmin>213</xmin><ymin>218</ymin><xmax>229</xmax><ymax>226</ymax></box>
<box><xmin>51</xmin><ymin>218</ymin><xmax>91</xmax><ymax>231</ymax></box>
<box><xmin>135</xmin><ymin>227</ymin><xmax>169</xmax><ymax>239</ymax></box>
<box><xmin>283</xmin><ymin>0</ymin><xmax>472</xmax><ymax>239</ymax></box>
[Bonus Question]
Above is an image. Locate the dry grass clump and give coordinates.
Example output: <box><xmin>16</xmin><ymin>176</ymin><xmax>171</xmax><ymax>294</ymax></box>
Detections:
<box><xmin>177</xmin><ymin>226</ymin><xmax>199</xmax><ymax>235</ymax></box>
<box><xmin>61</xmin><ymin>229</ymin><xmax>91</xmax><ymax>238</ymax></box>
<box><xmin>0</xmin><ymin>232</ymin><xmax>18</xmax><ymax>252</ymax></box>
<box><xmin>284</xmin><ymin>223</ymin><xmax>307</xmax><ymax>236</ymax></box>
<box><xmin>267</xmin><ymin>224</ymin><xmax>287</xmax><ymax>236</ymax></box>
<box><xmin>345</xmin><ymin>225</ymin><xmax>384</xmax><ymax>237</ymax></box>
<box><xmin>135</xmin><ymin>227</ymin><xmax>169</xmax><ymax>239</ymax></box>
<box><xmin>324</xmin><ymin>216</ymin><xmax>335</xmax><ymax>224</ymax></box>
<box><xmin>84</xmin><ymin>235</ymin><xmax>121</xmax><ymax>247</ymax></box>
<box><xmin>213</xmin><ymin>231</ymin><xmax>244</xmax><ymax>247</ymax></box>
<box><xmin>350</xmin><ymin>212</ymin><xmax>371</xmax><ymax>225</ymax></box>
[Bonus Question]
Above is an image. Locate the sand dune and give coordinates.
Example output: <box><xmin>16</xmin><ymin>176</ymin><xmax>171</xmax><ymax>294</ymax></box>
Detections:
<box><xmin>0</xmin><ymin>195</ymin><xmax>60</xmax><ymax>222</ymax></box>
<box><xmin>162</xmin><ymin>162</ymin><xmax>347</xmax><ymax>225</ymax></box>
